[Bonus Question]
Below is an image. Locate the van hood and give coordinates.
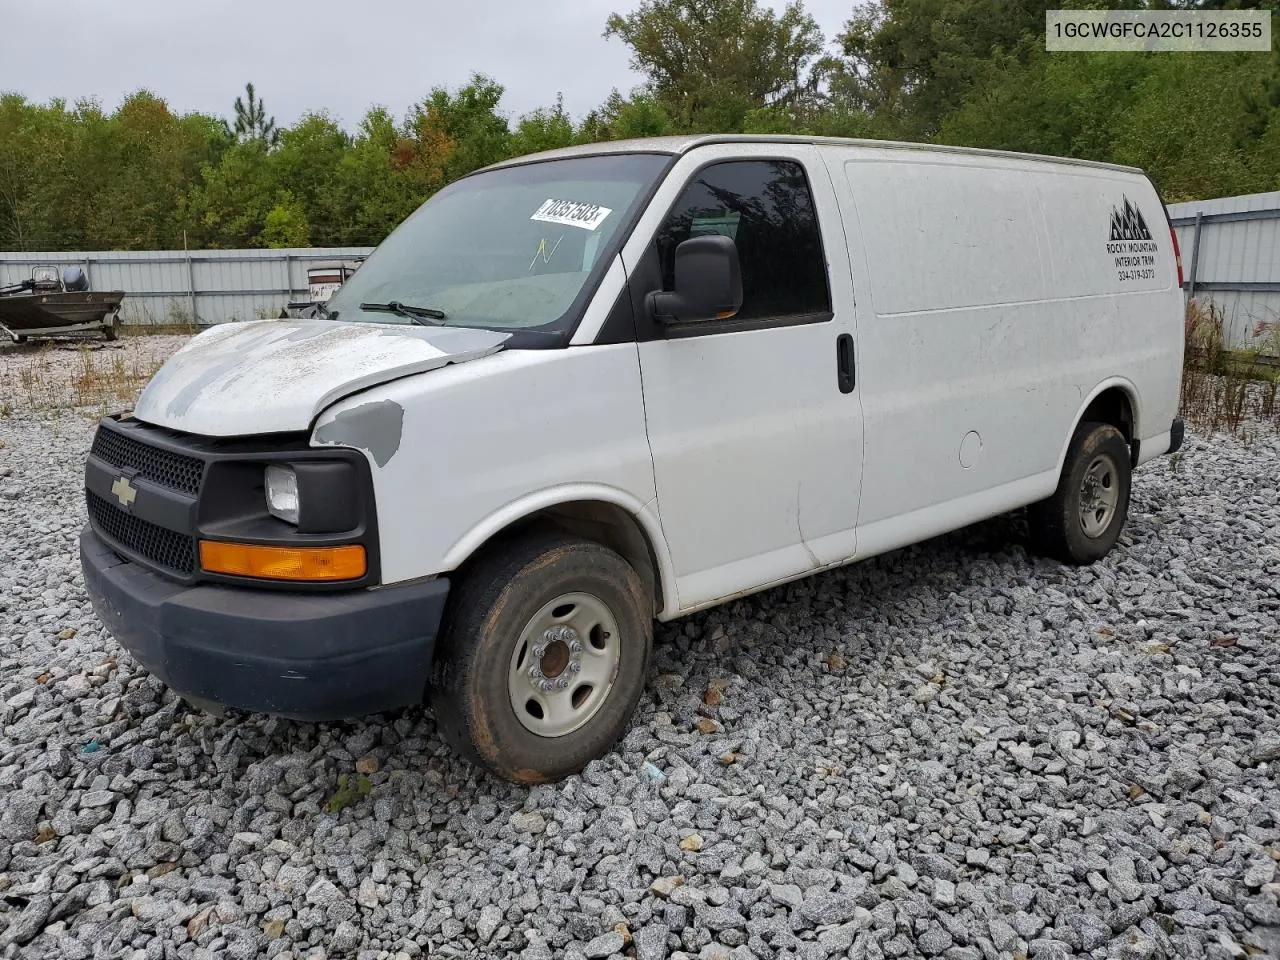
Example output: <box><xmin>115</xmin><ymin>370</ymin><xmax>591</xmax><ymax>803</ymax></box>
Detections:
<box><xmin>132</xmin><ymin>319</ymin><xmax>510</xmax><ymax>436</ymax></box>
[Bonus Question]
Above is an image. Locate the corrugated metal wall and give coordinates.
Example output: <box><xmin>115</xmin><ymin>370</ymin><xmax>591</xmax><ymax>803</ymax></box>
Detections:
<box><xmin>1169</xmin><ymin>191</ymin><xmax>1280</xmax><ymax>352</ymax></box>
<box><xmin>5</xmin><ymin>194</ymin><xmax>1278</xmax><ymax>347</ymax></box>
<box><xmin>0</xmin><ymin>248</ymin><xmax>373</xmax><ymax>326</ymax></box>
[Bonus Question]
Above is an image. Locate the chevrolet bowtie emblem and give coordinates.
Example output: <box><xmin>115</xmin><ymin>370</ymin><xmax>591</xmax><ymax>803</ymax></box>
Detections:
<box><xmin>111</xmin><ymin>475</ymin><xmax>137</xmax><ymax>509</ymax></box>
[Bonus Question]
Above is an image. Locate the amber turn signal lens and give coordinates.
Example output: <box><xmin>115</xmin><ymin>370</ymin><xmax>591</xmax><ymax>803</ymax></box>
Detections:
<box><xmin>199</xmin><ymin>541</ymin><xmax>366</xmax><ymax>581</ymax></box>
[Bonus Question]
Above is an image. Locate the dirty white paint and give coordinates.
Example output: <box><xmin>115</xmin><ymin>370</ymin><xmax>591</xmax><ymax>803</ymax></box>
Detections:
<box><xmin>312</xmin><ymin>344</ymin><xmax>670</xmax><ymax>610</ymax></box>
<box><xmin>836</xmin><ymin>147</ymin><xmax>1182</xmax><ymax>540</ymax></box>
<box><xmin>129</xmin><ymin>136</ymin><xmax>1183</xmax><ymax>623</ymax></box>
<box><xmin>626</xmin><ymin>142</ymin><xmax>864</xmax><ymax>611</ymax></box>
<box><xmin>132</xmin><ymin>319</ymin><xmax>509</xmax><ymax>436</ymax></box>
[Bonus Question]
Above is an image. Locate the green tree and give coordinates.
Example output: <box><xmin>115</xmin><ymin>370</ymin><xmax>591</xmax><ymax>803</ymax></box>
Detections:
<box><xmin>0</xmin><ymin>94</ymin><xmax>59</xmax><ymax>249</ymax></box>
<box><xmin>180</xmin><ymin>139</ymin><xmax>277</xmax><ymax>247</ymax></box>
<box><xmin>407</xmin><ymin>74</ymin><xmax>512</xmax><ymax>183</ymax></box>
<box><xmin>833</xmin><ymin>0</ymin><xmax>1057</xmax><ymax>138</ymax></box>
<box><xmin>272</xmin><ymin>112</ymin><xmax>351</xmax><ymax>245</ymax></box>
<box><xmin>86</xmin><ymin>91</ymin><xmax>227</xmax><ymax>248</ymax></box>
<box><xmin>512</xmin><ymin>94</ymin><xmax>576</xmax><ymax>155</ymax></box>
<box><xmin>578</xmin><ymin>89</ymin><xmax>673</xmax><ymax>142</ymax></box>
<box><xmin>1110</xmin><ymin>52</ymin><xmax>1280</xmax><ymax>201</ymax></box>
<box><xmin>0</xmin><ymin>91</ymin><xmax>227</xmax><ymax>250</ymax></box>
<box><xmin>334</xmin><ymin>106</ymin><xmax>424</xmax><ymax>245</ymax></box>
<box><xmin>939</xmin><ymin>50</ymin><xmax>1149</xmax><ymax>158</ymax></box>
<box><xmin>261</xmin><ymin>190</ymin><xmax>310</xmax><ymax>247</ymax></box>
<box><xmin>604</xmin><ymin>0</ymin><xmax>826</xmax><ymax>132</ymax></box>
<box><xmin>223</xmin><ymin>82</ymin><xmax>280</xmax><ymax>146</ymax></box>
<box><xmin>5</xmin><ymin>10</ymin><xmax>1278</xmax><ymax>256</ymax></box>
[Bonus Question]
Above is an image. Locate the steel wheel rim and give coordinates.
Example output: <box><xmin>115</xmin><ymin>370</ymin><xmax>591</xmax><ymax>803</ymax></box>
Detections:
<box><xmin>507</xmin><ymin>591</ymin><xmax>621</xmax><ymax>738</ymax></box>
<box><xmin>1079</xmin><ymin>454</ymin><xmax>1120</xmax><ymax>538</ymax></box>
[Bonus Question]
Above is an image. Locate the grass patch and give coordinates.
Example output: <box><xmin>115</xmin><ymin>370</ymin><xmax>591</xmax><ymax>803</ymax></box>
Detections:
<box><xmin>71</xmin><ymin>347</ymin><xmax>166</xmax><ymax>408</ymax></box>
<box><xmin>1180</xmin><ymin>299</ymin><xmax>1280</xmax><ymax>437</ymax></box>
<box><xmin>323</xmin><ymin>773</ymin><xmax>372</xmax><ymax>814</ymax></box>
<box><xmin>121</xmin><ymin>322</ymin><xmax>204</xmax><ymax>337</ymax></box>
<box><xmin>12</xmin><ymin>345</ymin><xmax>166</xmax><ymax>415</ymax></box>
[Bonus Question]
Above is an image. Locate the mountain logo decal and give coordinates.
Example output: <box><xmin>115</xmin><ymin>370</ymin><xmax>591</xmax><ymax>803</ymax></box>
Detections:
<box><xmin>1109</xmin><ymin>196</ymin><xmax>1153</xmax><ymax>242</ymax></box>
<box><xmin>1106</xmin><ymin>196</ymin><xmax>1159</xmax><ymax>283</ymax></box>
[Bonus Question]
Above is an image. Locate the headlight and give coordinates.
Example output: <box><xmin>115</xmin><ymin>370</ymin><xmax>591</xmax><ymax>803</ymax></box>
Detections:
<box><xmin>265</xmin><ymin>465</ymin><xmax>300</xmax><ymax>525</ymax></box>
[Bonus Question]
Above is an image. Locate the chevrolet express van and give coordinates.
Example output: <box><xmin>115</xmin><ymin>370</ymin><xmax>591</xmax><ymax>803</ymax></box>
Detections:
<box><xmin>80</xmin><ymin>135</ymin><xmax>1185</xmax><ymax>783</ymax></box>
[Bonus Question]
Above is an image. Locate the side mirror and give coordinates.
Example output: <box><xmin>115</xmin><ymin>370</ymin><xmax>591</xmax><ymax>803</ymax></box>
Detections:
<box><xmin>647</xmin><ymin>235</ymin><xmax>743</xmax><ymax>324</ymax></box>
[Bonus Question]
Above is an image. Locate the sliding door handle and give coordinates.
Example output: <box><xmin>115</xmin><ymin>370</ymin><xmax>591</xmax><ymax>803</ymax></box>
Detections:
<box><xmin>836</xmin><ymin>333</ymin><xmax>855</xmax><ymax>394</ymax></box>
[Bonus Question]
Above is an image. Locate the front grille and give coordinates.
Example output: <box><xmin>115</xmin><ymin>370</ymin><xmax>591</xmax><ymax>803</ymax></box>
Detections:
<box><xmin>91</xmin><ymin>427</ymin><xmax>204</xmax><ymax>496</ymax></box>
<box><xmin>87</xmin><ymin>490</ymin><xmax>197</xmax><ymax>575</ymax></box>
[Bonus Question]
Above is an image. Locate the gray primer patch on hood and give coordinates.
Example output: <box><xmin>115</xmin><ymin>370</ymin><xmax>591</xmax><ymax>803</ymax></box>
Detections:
<box><xmin>314</xmin><ymin>400</ymin><xmax>405</xmax><ymax>468</ymax></box>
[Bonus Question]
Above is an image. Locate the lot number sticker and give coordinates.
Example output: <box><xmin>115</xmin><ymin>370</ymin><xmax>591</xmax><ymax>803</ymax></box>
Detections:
<box><xmin>531</xmin><ymin>199</ymin><xmax>612</xmax><ymax>231</ymax></box>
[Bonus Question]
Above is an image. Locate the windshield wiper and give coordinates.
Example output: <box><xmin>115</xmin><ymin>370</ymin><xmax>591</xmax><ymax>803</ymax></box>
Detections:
<box><xmin>359</xmin><ymin>301</ymin><xmax>447</xmax><ymax>325</ymax></box>
<box><xmin>283</xmin><ymin>300</ymin><xmax>336</xmax><ymax>321</ymax></box>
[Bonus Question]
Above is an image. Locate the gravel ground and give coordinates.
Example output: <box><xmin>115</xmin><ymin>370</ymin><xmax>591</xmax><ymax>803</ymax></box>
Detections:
<box><xmin>1</xmin><ymin>336</ymin><xmax>1278</xmax><ymax>960</ymax></box>
<box><xmin>0</xmin><ymin>336</ymin><xmax>191</xmax><ymax>417</ymax></box>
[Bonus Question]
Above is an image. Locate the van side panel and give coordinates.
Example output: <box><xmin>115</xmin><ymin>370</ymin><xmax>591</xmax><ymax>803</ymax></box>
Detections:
<box><xmin>834</xmin><ymin>148</ymin><xmax>1182</xmax><ymax>547</ymax></box>
<box><xmin>311</xmin><ymin>345</ymin><xmax>671</xmax><ymax>607</ymax></box>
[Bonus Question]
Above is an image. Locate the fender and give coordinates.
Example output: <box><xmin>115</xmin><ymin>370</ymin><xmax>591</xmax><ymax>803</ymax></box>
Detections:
<box><xmin>439</xmin><ymin>483</ymin><xmax>681</xmax><ymax>618</ymax></box>
<box><xmin>1055</xmin><ymin>376</ymin><xmax>1142</xmax><ymax>474</ymax></box>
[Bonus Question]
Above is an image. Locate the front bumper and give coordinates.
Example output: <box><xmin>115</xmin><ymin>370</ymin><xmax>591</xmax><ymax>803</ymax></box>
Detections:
<box><xmin>80</xmin><ymin>526</ymin><xmax>449</xmax><ymax>721</ymax></box>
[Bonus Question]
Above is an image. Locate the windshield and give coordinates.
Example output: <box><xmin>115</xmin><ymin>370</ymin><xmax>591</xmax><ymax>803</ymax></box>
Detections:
<box><xmin>326</xmin><ymin>153</ymin><xmax>669</xmax><ymax>340</ymax></box>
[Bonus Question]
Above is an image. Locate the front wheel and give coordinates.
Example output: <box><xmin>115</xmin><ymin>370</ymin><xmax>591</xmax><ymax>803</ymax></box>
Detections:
<box><xmin>429</xmin><ymin>534</ymin><xmax>652</xmax><ymax>783</ymax></box>
<box><xmin>102</xmin><ymin>313</ymin><xmax>120</xmax><ymax>341</ymax></box>
<box><xmin>1028</xmin><ymin>420</ymin><xmax>1132</xmax><ymax>565</ymax></box>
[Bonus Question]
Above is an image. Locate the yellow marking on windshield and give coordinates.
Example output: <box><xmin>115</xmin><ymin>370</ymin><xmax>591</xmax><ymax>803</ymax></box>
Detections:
<box><xmin>529</xmin><ymin>235</ymin><xmax>564</xmax><ymax>271</ymax></box>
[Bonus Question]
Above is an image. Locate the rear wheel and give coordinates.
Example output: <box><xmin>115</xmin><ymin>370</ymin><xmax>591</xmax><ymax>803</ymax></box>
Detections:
<box><xmin>1029</xmin><ymin>421</ymin><xmax>1131</xmax><ymax>564</ymax></box>
<box><xmin>429</xmin><ymin>534</ymin><xmax>652</xmax><ymax>783</ymax></box>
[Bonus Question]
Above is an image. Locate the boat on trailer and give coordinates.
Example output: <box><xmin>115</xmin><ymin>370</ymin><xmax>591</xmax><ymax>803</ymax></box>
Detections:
<box><xmin>0</xmin><ymin>265</ymin><xmax>126</xmax><ymax>342</ymax></box>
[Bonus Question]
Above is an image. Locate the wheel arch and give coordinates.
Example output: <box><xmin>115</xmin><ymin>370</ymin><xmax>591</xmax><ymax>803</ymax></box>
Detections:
<box><xmin>1057</xmin><ymin>378</ymin><xmax>1142</xmax><ymax>472</ymax></box>
<box><xmin>440</xmin><ymin>486</ymin><xmax>677</xmax><ymax>619</ymax></box>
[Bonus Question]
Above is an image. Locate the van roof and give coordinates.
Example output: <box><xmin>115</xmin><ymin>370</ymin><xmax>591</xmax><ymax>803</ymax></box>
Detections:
<box><xmin>483</xmin><ymin>134</ymin><xmax>1144</xmax><ymax>176</ymax></box>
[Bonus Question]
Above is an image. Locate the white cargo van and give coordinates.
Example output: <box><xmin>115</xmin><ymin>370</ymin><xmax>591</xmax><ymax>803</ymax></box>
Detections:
<box><xmin>80</xmin><ymin>135</ymin><xmax>1185</xmax><ymax>782</ymax></box>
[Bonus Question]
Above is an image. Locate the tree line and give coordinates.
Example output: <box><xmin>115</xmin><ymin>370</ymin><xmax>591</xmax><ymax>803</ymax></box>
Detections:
<box><xmin>2</xmin><ymin>0</ymin><xmax>1278</xmax><ymax>252</ymax></box>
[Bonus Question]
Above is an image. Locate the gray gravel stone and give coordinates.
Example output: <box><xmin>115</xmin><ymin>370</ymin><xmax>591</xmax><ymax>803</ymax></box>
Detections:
<box><xmin>769</xmin><ymin>883</ymin><xmax>803</xmax><ymax>909</ymax></box>
<box><xmin>1243</xmin><ymin>859</ymin><xmax>1275</xmax><ymax>888</ymax></box>
<box><xmin>818</xmin><ymin>922</ymin><xmax>858</xmax><ymax>954</ymax></box>
<box><xmin>583</xmin><ymin>931</ymin><xmax>625</xmax><ymax>958</ymax></box>
<box><xmin>6</xmin><ymin>894</ymin><xmax>53</xmax><ymax>946</ymax></box>
<box><xmin>798</xmin><ymin>892</ymin><xmax>857</xmax><ymax>927</ymax></box>
<box><xmin>988</xmin><ymin>917</ymin><xmax>1019</xmax><ymax>951</ymax></box>
<box><xmin>305</xmin><ymin>878</ymin><xmax>344</xmax><ymax>907</ymax></box>
<box><xmin>1250</xmin><ymin>730</ymin><xmax>1280</xmax><ymax>763</ymax></box>
<box><xmin>932</xmin><ymin>877</ymin><xmax>956</xmax><ymax>907</ymax></box>
<box><xmin>652</xmin><ymin>876</ymin><xmax>683</xmax><ymax>898</ymax></box>
<box><xmin>476</xmin><ymin>904</ymin><xmax>503</xmax><ymax>943</ymax></box>
<box><xmin>331</xmin><ymin>920</ymin><xmax>361</xmax><ymax>953</ymax></box>
<box><xmin>917</xmin><ymin>924</ymin><xmax>953</xmax><ymax>956</ymax></box>
<box><xmin>1107</xmin><ymin>855</ymin><xmax>1144</xmax><ymax>902</ymax></box>
<box><xmin>635</xmin><ymin>924</ymin><xmax>670</xmax><ymax>960</ymax></box>
<box><xmin>1068</xmin><ymin>911</ymin><xmax>1113</xmax><ymax>950</ymax></box>
<box><xmin>0</xmin><ymin>341</ymin><xmax>1276</xmax><ymax>960</ymax></box>
<box><xmin>511</xmin><ymin>811</ymin><xmax>547</xmax><ymax>834</ymax></box>
<box><xmin>697</xmin><ymin>905</ymin><xmax>745</xmax><ymax>931</ymax></box>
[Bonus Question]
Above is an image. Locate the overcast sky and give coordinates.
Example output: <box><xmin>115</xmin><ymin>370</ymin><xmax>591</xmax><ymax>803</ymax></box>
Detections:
<box><xmin>0</xmin><ymin>0</ymin><xmax>855</xmax><ymax>129</ymax></box>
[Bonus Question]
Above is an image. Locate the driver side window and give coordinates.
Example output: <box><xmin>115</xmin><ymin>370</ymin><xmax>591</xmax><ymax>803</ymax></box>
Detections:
<box><xmin>656</xmin><ymin>160</ymin><xmax>831</xmax><ymax>323</ymax></box>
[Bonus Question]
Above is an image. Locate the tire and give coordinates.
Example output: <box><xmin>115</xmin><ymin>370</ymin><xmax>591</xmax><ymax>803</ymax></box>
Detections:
<box><xmin>102</xmin><ymin>314</ymin><xmax>120</xmax><ymax>341</ymax></box>
<box><xmin>1028</xmin><ymin>421</ymin><xmax>1132</xmax><ymax>565</ymax></box>
<box><xmin>429</xmin><ymin>534</ymin><xmax>653</xmax><ymax>783</ymax></box>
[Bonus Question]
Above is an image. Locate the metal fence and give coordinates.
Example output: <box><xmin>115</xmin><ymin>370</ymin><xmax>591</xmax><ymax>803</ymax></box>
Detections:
<box><xmin>0</xmin><ymin>247</ymin><xmax>374</xmax><ymax>327</ymax></box>
<box><xmin>4</xmin><ymin>194</ymin><xmax>1279</xmax><ymax>346</ymax></box>
<box><xmin>1168</xmin><ymin>190</ymin><xmax>1280</xmax><ymax>351</ymax></box>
